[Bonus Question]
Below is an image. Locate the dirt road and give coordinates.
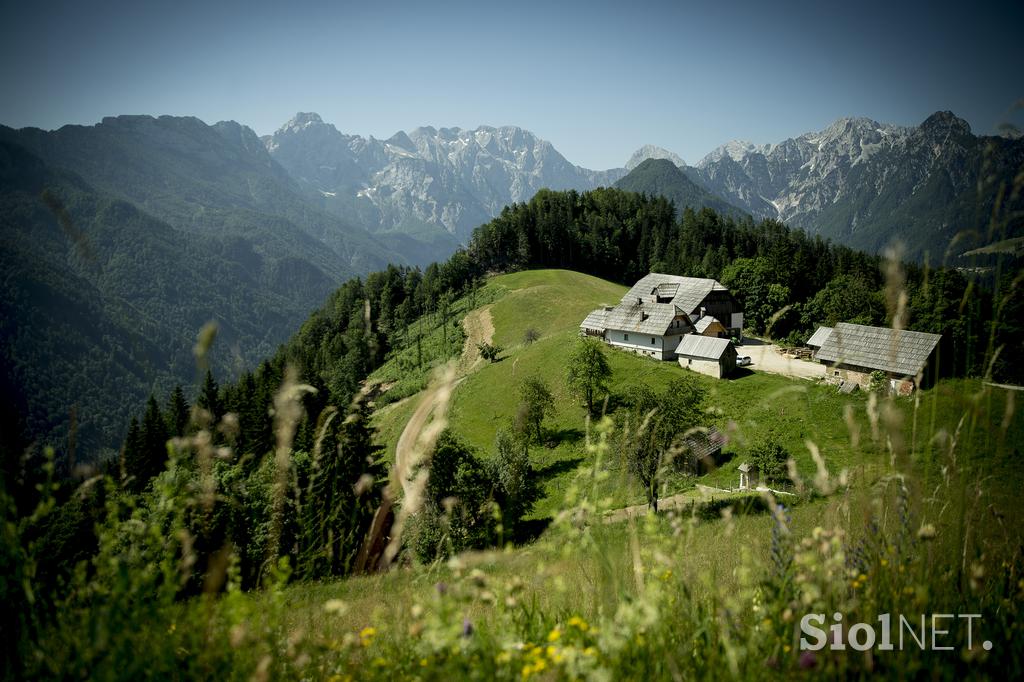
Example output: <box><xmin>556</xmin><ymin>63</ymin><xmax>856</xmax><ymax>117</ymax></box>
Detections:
<box><xmin>392</xmin><ymin>306</ymin><xmax>493</xmax><ymax>497</ymax></box>
<box><xmin>739</xmin><ymin>339</ymin><xmax>826</xmax><ymax>381</ymax></box>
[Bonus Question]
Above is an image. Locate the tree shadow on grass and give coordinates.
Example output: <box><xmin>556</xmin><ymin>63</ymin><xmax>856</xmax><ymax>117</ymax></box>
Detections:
<box><xmin>511</xmin><ymin>517</ymin><xmax>552</xmax><ymax>545</ymax></box>
<box><xmin>533</xmin><ymin>456</ymin><xmax>584</xmax><ymax>481</ymax></box>
<box><xmin>508</xmin><ymin>456</ymin><xmax>585</xmax><ymax>545</ymax></box>
<box><xmin>543</xmin><ymin>427</ymin><xmax>584</xmax><ymax>448</ymax></box>
<box><xmin>729</xmin><ymin>367</ymin><xmax>756</xmax><ymax>380</ymax></box>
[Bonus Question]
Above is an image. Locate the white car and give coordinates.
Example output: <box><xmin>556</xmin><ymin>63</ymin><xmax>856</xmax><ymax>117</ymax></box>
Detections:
<box><xmin>737</xmin><ymin>356</ymin><xmax>752</xmax><ymax>367</ymax></box>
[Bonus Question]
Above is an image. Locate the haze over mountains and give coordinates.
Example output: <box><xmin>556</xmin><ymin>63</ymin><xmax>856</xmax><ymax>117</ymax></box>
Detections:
<box><xmin>0</xmin><ymin>108</ymin><xmax>1020</xmax><ymax>456</ymax></box>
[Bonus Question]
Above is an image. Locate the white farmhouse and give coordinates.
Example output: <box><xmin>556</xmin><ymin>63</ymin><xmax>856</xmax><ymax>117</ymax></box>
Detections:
<box><xmin>580</xmin><ymin>273</ymin><xmax>744</xmax><ymax>361</ymax></box>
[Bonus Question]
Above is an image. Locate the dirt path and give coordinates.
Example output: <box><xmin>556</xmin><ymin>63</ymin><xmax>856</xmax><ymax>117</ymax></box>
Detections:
<box><xmin>740</xmin><ymin>339</ymin><xmax>826</xmax><ymax>381</ymax></box>
<box><xmin>393</xmin><ymin>306</ymin><xmax>493</xmax><ymax>496</ymax></box>
<box><xmin>459</xmin><ymin>305</ymin><xmax>495</xmax><ymax>372</ymax></box>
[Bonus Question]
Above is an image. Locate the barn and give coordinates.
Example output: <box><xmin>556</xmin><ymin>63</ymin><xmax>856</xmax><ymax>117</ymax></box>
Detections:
<box><xmin>814</xmin><ymin>322</ymin><xmax>942</xmax><ymax>394</ymax></box>
<box><xmin>675</xmin><ymin>335</ymin><xmax>737</xmax><ymax>379</ymax></box>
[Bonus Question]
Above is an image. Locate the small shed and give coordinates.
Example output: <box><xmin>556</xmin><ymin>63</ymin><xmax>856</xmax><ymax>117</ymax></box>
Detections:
<box><xmin>679</xmin><ymin>426</ymin><xmax>726</xmax><ymax>474</ymax></box>
<box><xmin>676</xmin><ymin>335</ymin><xmax>737</xmax><ymax>379</ymax></box>
<box><xmin>806</xmin><ymin>326</ymin><xmax>834</xmax><ymax>354</ymax></box>
<box><xmin>694</xmin><ymin>316</ymin><xmax>728</xmax><ymax>338</ymax></box>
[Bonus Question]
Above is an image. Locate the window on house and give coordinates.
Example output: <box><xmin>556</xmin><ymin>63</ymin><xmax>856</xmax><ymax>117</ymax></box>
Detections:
<box><xmin>624</xmin><ymin>333</ymin><xmax>629</xmax><ymax>341</ymax></box>
<box><xmin>651</xmin><ymin>337</ymin><xmax>655</xmax><ymax>344</ymax></box>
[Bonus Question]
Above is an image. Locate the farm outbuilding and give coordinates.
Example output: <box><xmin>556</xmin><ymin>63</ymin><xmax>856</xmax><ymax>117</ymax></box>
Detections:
<box><xmin>676</xmin><ymin>335</ymin><xmax>737</xmax><ymax>379</ymax></box>
<box><xmin>680</xmin><ymin>427</ymin><xmax>727</xmax><ymax>474</ymax></box>
<box><xmin>814</xmin><ymin>323</ymin><xmax>942</xmax><ymax>394</ymax></box>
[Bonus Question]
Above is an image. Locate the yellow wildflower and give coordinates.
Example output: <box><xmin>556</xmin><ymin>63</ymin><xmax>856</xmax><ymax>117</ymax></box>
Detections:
<box><xmin>567</xmin><ymin>615</ymin><xmax>589</xmax><ymax>631</ymax></box>
<box><xmin>547</xmin><ymin>628</ymin><xmax>561</xmax><ymax>642</ymax></box>
<box><xmin>496</xmin><ymin>651</ymin><xmax>512</xmax><ymax>664</ymax></box>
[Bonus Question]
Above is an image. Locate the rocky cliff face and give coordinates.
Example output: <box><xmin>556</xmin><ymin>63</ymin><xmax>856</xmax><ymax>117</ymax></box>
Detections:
<box><xmin>266</xmin><ymin>113</ymin><xmax>636</xmax><ymax>242</ymax></box>
<box><xmin>693</xmin><ymin>112</ymin><xmax>1023</xmax><ymax>256</ymax></box>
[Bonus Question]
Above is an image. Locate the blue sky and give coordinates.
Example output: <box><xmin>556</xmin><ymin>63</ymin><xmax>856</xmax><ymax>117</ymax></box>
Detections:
<box><xmin>1</xmin><ymin>0</ymin><xmax>1020</xmax><ymax>169</ymax></box>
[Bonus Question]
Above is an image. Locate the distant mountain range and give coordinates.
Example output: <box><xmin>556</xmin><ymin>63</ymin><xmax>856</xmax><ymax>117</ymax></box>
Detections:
<box><xmin>264</xmin><ymin>113</ymin><xmax>627</xmax><ymax>251</ymax></box>
<box><xmin>266</xmin><ymin>110</ymin><xmax>1023</xmax><ymax>262</ymax></box>
<box><xmin>691</xmin><ymin>112</ymin><xmax>1024</xmax><ymax>259</ymax></box>
<box><xmin>1</xmin><ymin>109</ymin><xmax>1020</xmax><ymax>456</ymax></box>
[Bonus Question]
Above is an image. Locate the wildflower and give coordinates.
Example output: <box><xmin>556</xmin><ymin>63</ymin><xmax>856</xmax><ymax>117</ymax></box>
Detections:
<box><xmin>583</xmin><ymin>646</ymin><xmax>597</xmax><ymax>657</ymax></box>
<box><xmin>783</xmin><ymin>644</ymin><xmax>791</xmax><ymax>653</ymax></box>
<box><xmin>462</xmin><ymin>618</ymin><xmax>475</xmax><ymax>638</ymax></box>
<box><xmin>547</xmin><ymin>628</ymin><xmax>561</xmax><ymax>642</ymax></box>
<box><xmin>323</xmin><ymin>599</ymin><xmax>347</xmax><ymax>614</ymax></box>
<box><xmin>880</xmin><ymin>559</ymin><xmax>888</xmax><ymax>567</ymax></box>
<box><xmin>359</xmin><ymin>626</ymin><xmax>376</xmax><ymax>647</ymax></box>
<box><xmin>495</xmin><ymin>651</ymin><xmax>512</xmax><ymax>664</ymax></box>
<box><xmin>435</xmin><ymin>581</ymin><xmax>448</xmax><ymax>596</ymax></box>
<box><xmin>567</xmin><ymin>615</ymin><xmax>589</xmax><ymax>631</ymax></box>
<box><xmin>917</xmin><ymin>524</ymin><xmax>936</xmax><ymax>540</ymax></box>
<box><xmin>799</xmin><ymin>651</ymin><xmax>817</xmax><ymax>669</ymax></box>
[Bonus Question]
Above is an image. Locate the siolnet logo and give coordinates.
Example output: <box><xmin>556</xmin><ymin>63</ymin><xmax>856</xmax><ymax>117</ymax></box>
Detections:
<box><xmin>800</xmin><ymin>612</ymin><xmax>992</xmax><ymax>652</ymax></box>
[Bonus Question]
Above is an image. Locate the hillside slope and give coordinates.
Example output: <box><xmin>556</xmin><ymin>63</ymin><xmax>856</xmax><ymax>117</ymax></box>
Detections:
<box><xmin>614</xmin><ymin>158</ymin><xmax>749</xmax><ymax>220</ymax></box>
<box><xmin>0</xmin><ymin>115</ymin><xmax>409</xmax><ymax>457</ymax></box>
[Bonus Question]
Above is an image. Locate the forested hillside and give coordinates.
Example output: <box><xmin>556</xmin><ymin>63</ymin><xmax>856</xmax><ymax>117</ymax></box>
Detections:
<box><xmin>614</xmin><ymin>158</ymin><xmax>748</xmax><ymax>220</ymax></box>
<box><xmin>0</xmin><ymin>117</ymin><xmax>411</xmax><ymax>458</ymax></box>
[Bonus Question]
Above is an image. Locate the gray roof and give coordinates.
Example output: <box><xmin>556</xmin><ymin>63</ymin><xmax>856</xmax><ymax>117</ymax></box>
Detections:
<box><xmin>675</xmin><ymin>334</ymin><xmax>735</xmax><ymax>360</ymax></box>
<box><xmin>602</xmin><ymin>301</ymin><xmax>692</xmax><ymax>336</ymax></box>
<box><xmin>815</xmin><ymin>323</ymin><xmax>941</xmax><ymax>377</ymax></box>
<box><xmin>580</xmin><ymin>308</ymin><xmax>609</xmax><ymax>331</ymax></box>
<box><xmin>623</xmin><ymin>273</ymin><xmax>729</xmax><ymax>316</ymax></box>
<box><xmin>694</xmin><ymin>316</ymin><xmax>722</xmax><ymax>334</ymax></box>
<box><xmin>682</xmin><ymin>427</ymin><xmax>726</xmax><ymax>460</ymax></box>
<box><xmin>806</xmin><ymin>326</ymin><xmax>834</xmax><ymax>348</ymax></box>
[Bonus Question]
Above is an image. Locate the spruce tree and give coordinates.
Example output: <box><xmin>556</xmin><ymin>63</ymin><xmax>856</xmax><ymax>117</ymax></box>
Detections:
<box><xmin>165</xmin><ymin>385</ymin><xmax>190</xmax><ymax>437</ymax></box>
<box><xmin>122</xmin><ymin>416</ymin><xmax>143</xmax><ymax>489</ymax></box>
<box><xmin>196</xmin><ymin>370</ymin><xmax>222</xmax><ymax>423</ymax></box>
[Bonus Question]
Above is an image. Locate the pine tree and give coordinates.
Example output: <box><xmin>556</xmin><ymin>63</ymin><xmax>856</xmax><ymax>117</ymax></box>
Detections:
<box><xmin>165</xmin><ymin>385</ymin><xmax>190</xmax><ymax>437</ymax></box>
<box><xmin>124</xmin><ymin>396</ymin><xmax>169</xmax><ymax>493</ymax></box>
<box><xmin>122</xmin><ymin>416</ymin><xmax>143</xmax><ymax>489</ymax></box>
<box><xmin>196</xmin><ymin>370</ymin><xmax>222</xmax><ymax>423</ymax></box>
